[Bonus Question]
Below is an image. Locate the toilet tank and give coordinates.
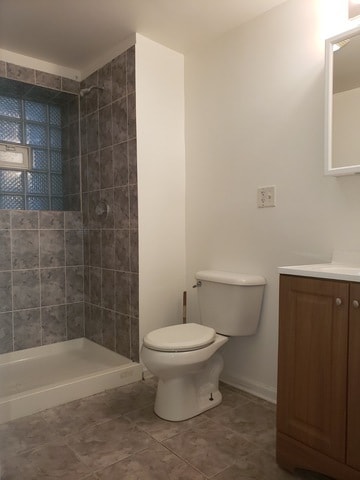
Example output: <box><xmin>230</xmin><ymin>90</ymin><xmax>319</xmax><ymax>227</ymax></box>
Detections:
<box><xmin>195</xmin><ymin>270</ymin><xmax>266</xmax><ymax>336</ymax></box>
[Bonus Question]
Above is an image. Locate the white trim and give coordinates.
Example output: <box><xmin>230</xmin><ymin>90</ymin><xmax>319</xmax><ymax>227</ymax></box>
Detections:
<box><xmin>0</xmin><ymin>48</ymin><xmax>80</xmax><ymax>81</ymax></box>
<box><xmin>220</xmin><ymin>373</ymin><xmax>277</xmax><ymax>404</ymax></box>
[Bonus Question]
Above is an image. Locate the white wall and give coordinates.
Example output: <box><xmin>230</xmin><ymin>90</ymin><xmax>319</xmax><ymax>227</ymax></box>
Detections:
<box><xmin>185</xmin><ymin>0</ymin><xmax>360</xmax><ymax>402</ymax></box>
<box><xmin>135</xmin><ymin>35</ymin><xmax>186</xmax><ymax>346</ymax></box>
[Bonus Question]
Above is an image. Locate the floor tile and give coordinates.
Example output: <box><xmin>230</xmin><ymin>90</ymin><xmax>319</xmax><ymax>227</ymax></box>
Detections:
<box><xmin>208</xmin><ymin>399</ymin><xmax>276</xmax><ymax>453</ymax></box>
<box><xmin>101</xmin><ymin>380</ymin><xmax>156</xmax><ymax>416</ymax></box>
<box><xmin>0</xmin><ymin>413</ymin><xmax>58</xmax><ymax>460</ymax></box>
<box><xmin>0</xmin><ymin>443</ymin><xmax>91</xmax><ymax>480</ymax></box>
<box><xmin>125</xmin><ymin>404</ymin><xmax>208</xmax><ymax>441</ymax></box>
<box><xmin>40</xmin><ymin>392</ymin><xmax>115</xmax><ymax>436</ymax></box>
<box><xmin>66</xmin><ymin>416</ymin><xmax>156</xmax><ymax>470</ymax></box>
<box><xmin>95</xmin><ymin>442</ymin><xmax>206</xmax><ymax>479</ymax></box>
<box><xmin>162</xmin><ymin>419</ymin><xmax>257</xmax><ymax>477</ymax></box>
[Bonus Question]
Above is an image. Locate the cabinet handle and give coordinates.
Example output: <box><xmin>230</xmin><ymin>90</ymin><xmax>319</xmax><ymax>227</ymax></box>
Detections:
<box><xmin>335</xmin><ymin>297</ymin><xmax>342</xmax><ymax>306</ymax></box>
<box><xmin>353</xmin><ymin>300</ymin><xmax>360</xmax><ymax>309</ymax></box>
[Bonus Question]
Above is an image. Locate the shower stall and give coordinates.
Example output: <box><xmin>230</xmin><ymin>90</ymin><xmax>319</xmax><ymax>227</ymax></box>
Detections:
<box><xmin>0</xmin><ymin>46</ymin><xmax>140</xmax><ymax>423</ymax></box>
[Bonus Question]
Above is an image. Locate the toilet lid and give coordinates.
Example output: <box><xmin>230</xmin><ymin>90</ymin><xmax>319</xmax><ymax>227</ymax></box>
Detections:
<box><xmin>143</xmin><ymin>323</ymin><xmax>216</xmax><ymax>352</ymax></box>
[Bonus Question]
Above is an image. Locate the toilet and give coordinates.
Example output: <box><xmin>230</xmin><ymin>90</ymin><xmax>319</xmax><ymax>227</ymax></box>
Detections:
<box><xmin>141</xmin><ymin>270</ymin><xmax>266</xmax><ymax>421</ymax></box>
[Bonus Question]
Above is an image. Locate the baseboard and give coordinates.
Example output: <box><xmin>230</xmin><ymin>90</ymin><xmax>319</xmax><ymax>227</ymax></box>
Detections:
<box><xmin>220</xmin><ymin>373</ymin><xmax>277</xmax><ymax>404</ymax></box>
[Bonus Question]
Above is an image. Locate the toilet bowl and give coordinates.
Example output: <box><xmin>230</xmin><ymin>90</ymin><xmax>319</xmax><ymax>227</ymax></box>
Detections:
<box><xmin>141</xmin><ymin>323</ymin><xmax>228</xmax><ymax>421</ymax></box>
<box><xmin>141</xmin><ymin>270</ymin><xmax>266</xmax><ymax>422</ymax></box>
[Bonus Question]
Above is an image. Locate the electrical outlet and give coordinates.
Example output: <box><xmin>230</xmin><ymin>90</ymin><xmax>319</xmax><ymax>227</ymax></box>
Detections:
<box><xmin>257</xmin><ymin>185</ymin><xmax>276</xmax><ymax>208</ymax></box>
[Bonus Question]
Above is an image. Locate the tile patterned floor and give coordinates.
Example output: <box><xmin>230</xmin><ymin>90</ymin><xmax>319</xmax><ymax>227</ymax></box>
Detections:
<box><xmin>0</xmin><ymin>380</ymin><xmax>332</xmax><ymax>480</ymax></box>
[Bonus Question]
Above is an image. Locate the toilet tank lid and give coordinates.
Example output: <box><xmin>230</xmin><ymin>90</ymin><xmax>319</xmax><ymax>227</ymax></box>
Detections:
<box><xmin>196</xmin><ymin>270</ymin><xmax>266</xmax><ymax>286</ymax></box>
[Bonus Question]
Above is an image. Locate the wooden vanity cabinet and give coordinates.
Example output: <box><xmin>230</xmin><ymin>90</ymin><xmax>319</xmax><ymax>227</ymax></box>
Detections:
<box><xmin>277</xmin><ymin>275</ymin><xmax>360</xmax><ymax>480</ymax></box>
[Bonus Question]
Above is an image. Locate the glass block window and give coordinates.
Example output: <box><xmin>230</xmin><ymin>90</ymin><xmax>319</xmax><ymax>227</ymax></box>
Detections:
<box><xmin>0</xmin><ymin>91</ymin><xmax>78</xmax><ymax>211</ymax></box>
<box><xmin>0</xmin><ymin>96</ymin><xmax>21</xmax><ymax>118</ymax></box>
<box><xmin>27</xmin><ymin>172</ymin><xmax>49</xmax><ymax>194</ymax></box>
<box><xmin>24</xmin><ymin>101</ymin><xmax>47</xmax><ymax>123</ymax></box>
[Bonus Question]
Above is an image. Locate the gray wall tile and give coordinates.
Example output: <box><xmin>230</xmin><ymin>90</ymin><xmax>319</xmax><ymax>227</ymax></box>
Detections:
<box><xmin>128</xmin><ymin>138</ymin><xmax>137</xmax><ymax>185</ymax></box>
<box><xmin>0</xmin><ymin>271</ymin><xmax>12</xmax><ymax>312</ymax></box>
<box><xmin>67</xmin><ymin>303</ymin><xmax>84</xmax><ymax>339</ymax></box>
<box><xmin>113</xmin><ymin>142</ymin><xmax>128</xmax><ymax>187</ymax></box>
<box><xmin>99</xmin><ymin>105</ymin><xmax>113</xmax><ymax>148</ymax></box>
<box><xmin>127</xmin><ymin>47</ymin><xmax>136</xmax><ymax>95</ymax></box>
<box><xmin>13</xmin><ymin>270</ymin><xmax>40</xmax><ymax>310</ymax></box>
<box><xmin>99</xmin><ymin>62</ymin><xmax>112</xmax><ymax>108</ymax></box>
<box><xmin>40</xmin><ymin>268</ymin><xmax>66</xmax><ymax>306</ymax></box>
<box><xmin>116</xmin><ymin>313</ymin><xmax>130</xmax><ymax>358</ymax></box>
<box><xmin>114</xmin><ymin>187</ymin><xmax>129</xmax><ymax>228</ymax></box>
<box><xmin>89</xmin><ymin>267</ymin><xmax>101</xmax><ymax>306</ymax></box>
<box><xmin>101</xmin><ymin>230</ymin><xmax>115</xmax><ymax>269</ymax></box>
<box><xmin>65</xmin><ymin>230</ymin><xmax>84</xmax><ymax>266</ymax></box>
<box><xmin>11</xmin><ymin>211</ymin><xmax>39</xmax><ymax>229</ymax></box>
<box><xmin>85</xmin><ymin>304</ymin><xmax>102</xmax><ymax>344</ymax></box>
<box><xmin>61</xmin><ymin>77</ymin><xmax>80</xmax><ymax>94</ymax></box>
<box><xmin>102</xmin><ymin>309</ymin><xmax>115</xmax><ymax>351</ymax></box>
<box><xmin>130</xmin><ymin>229</ymin><xmax>138</xmax><ymax>273</ymax></box>
<box><xmin>40</xmin><ymin>211</ymin><xmax>64</xmax><ymax>229</ymax></box>
<box><xmin>66</xmin><ymin>266</ymin><xmax>84</xmax><ymax>303</ymax></box>
<box><xmin>36</xmin><ymin>71</ymin><xmax>61</xmax><ymax>90</ymax></box>
<box><xmin>7</xmin><ymin>63</ymin><xmax>35</xmax><ymax>83</ymax></box>
<box><xmin>115</xmin><ymin>272</ymin><xmax>130</xmax><ymax>315</ymax></box>
<box><xmin>0</xmin><ymin>230</ymin><xmax>11</xmax><ymax>270</ymax></box>
<box><xmin>65</xmin><ymin>211</ymin><xmax>82</xmax><ymax>230</ymax></box>
<box><xmin>112</xmin><ymin>53</ymin><xmax>126</xmax><ymax>101</ymax></box>
<box><xmin>41</xmin><ymin>305</ymin><xmax>66</xmax><ymax>344</ymax></box>
<box><xmin>115</xmin><ymin>229</ymin><xmax>130</xmax><ymax>271</ymax></box>
<box><xmin>0</xmin><ymin>312</ymin><xmax>12</xmax><ymax>353</ymax></box>
<box><xmin>0</xmin><ymin>210</ymin><xmax>10</xmax><ymax>229</ymax></box>
<box><xmin>13</xmin><ymin>308</ymin><xmax>41</xmax><ymax>350</ymax></box>
<box><xmin>11</xmin><ymin>230</ymin><xmax>39</xmax><ymax>269</ymax></box>
<box><xmin>131</xmin><ymin>316</ymin><xmax>139</xmax><ymax>362</ymax></box>
<box><xmin>100</xmin><ymin>147</ymin><xmax>113</xmax><ymax>189</ymax></box>
<box><xmin>102</xmin><ymin>269</ymin><xmax>115</xmax><ymax>310</ymax></box>
<box><xmin>87</xmin><ymin>112</ymin><xmax>99</xmax><ymax>153</ymax></box>
<box><xmin>40</xmin><ymin>230</ymin><xmax>65</xmax><ymax>267</ymax></box>
<box><xmin>0</xmin><ymin>60</ymin><xmax>6</xmax><ymax>77</ymax></box>
<box><xmin>112</xmin><ymin>97</ymin><xmax>127</xmax><ymax>144</ymax></box>
<box><xmin>128</xmin><ymin>92</ymin><xmax>136</xmax><ymax>139</ymax></box>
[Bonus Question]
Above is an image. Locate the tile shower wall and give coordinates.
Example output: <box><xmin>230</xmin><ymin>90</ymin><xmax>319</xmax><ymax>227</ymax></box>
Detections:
<box><xmin>0</xmin><ymin>209</ymin><xmax>84</xmax><ymax>353</ymax></box>
<box><xmin>0</xmin><ymin>64</ymin><xmax>84</xmax><ymax>354</ymax></box>
<box><xmin>81</xmin><ymin>46</ymin><xmax>139</xmax><ymax>362</ymax></box>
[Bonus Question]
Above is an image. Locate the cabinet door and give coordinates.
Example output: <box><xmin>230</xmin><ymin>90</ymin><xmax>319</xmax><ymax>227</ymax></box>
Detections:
<box><xmin>277</xmin><ymin>275</ymin><xmax>349</xmax><ymax>461</ymax></box>
<box><xmin>347</xmin><ymin>282</ymin><xmax>360</xmax><ymax>470</ymax></box>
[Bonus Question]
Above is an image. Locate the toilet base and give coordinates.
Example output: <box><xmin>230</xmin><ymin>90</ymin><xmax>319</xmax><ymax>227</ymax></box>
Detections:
<box><xmin>154</xmin><ymin>352</ymin><xmax>224</xmax><ymax>421</ymax></box>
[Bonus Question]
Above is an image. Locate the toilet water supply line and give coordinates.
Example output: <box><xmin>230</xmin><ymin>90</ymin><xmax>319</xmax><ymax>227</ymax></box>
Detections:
<box><xmin>183</xmin><ymin>291</ymin><xmax>187</xmax><ymax>323</ymax></box>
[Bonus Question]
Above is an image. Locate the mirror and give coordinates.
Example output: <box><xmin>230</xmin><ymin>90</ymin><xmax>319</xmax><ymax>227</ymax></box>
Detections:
<box><xmin>325</xmin><ymin>25</ymin><xmax>360</xmax><ymax>176</ymax></box>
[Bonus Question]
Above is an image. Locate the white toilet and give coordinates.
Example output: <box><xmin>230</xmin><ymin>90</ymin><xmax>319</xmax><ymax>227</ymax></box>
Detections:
<box><xmin>141</xmin><ymin>270</ymin><xmax>266</xmax><ymax>421</ymax></box>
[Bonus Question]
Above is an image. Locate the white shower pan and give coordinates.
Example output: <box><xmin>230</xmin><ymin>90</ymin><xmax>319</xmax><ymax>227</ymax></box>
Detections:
<box><xmin>0</xmin><ymin>338</ymin><xmax>142</xmax><ymax>424</ymax></box>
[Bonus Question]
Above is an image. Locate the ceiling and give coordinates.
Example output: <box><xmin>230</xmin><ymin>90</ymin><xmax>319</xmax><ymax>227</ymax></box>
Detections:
<box><xmin>0</xmin><ymin>0</ymin><xmax>287</xmax><ymax>72</ymax></box>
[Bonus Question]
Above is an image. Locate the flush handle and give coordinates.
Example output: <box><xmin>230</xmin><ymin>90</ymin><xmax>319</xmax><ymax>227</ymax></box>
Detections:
<box><xmin>335</xmin><ymin>297</ymin><xmax>342</xmax><ymax>306</ymax></box>
<box><xmin>192</xmin><ymin>281</ymin><xmax>202</xmax><ymax>288</ymax></box>
<box><xmin>353</xmin><ymin>300</ymin><xmax>360</xmax><ymax>309</ymax></box>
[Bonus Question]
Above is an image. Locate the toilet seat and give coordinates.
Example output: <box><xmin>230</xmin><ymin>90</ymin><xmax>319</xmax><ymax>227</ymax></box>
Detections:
<box><xmin>143</xmin><ymin>323</ymin><xmax>216</xmax><ymax>352</ymax></box>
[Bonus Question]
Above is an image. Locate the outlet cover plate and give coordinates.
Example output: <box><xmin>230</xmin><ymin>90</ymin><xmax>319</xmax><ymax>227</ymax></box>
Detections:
<box><xmin>257</xmin><ymin>185</ymin><xmax>276</xmax><ymax>208</ymax></box>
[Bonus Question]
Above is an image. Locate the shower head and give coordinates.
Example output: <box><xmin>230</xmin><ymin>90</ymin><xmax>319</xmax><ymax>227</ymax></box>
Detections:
<box><xmin>79</xmin><ymin>85</ymin><xmax>104</xmax><ymax>98</ymax></box>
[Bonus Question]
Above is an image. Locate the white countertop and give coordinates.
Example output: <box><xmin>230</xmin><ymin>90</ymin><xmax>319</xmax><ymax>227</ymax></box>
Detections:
<box><xmin>278</xmin><ymin>263</ymin><xmax>360</xmax><ymax>282</ymax></box>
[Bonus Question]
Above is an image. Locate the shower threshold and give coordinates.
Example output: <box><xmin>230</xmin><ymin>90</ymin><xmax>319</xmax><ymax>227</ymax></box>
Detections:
<box><xmin>0</xmin><ymin>338</ymin><xmax>142</xmax><ymax>424</ymax></box>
